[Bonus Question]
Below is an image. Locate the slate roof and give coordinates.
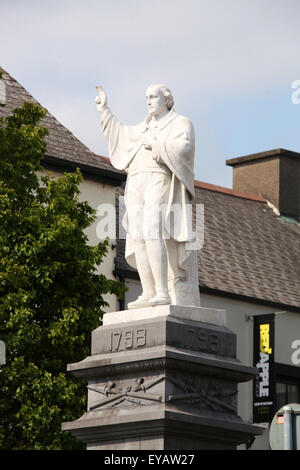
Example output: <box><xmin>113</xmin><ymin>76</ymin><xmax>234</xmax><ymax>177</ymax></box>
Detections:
<box><xmin>0</xmin><ymin>67</ymin><xmax>125</xmax><ymax>184</ymax></box>
<box><xmin>115</xmin><ymin>182</ymin><xmax>300</xmax><ymax>311</ymax></box>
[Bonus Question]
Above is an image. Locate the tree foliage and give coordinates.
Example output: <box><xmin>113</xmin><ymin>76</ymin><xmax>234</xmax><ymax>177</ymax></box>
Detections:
<box><xmin>0</xmin><ymin>96</ymin><xmax>124</xmax><ymax>449</ymax></box>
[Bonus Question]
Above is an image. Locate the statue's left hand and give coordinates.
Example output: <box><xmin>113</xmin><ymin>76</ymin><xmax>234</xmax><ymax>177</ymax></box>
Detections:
<box><xmin>143</xmin><ymin>132</ymin><xmax>157</xmax><ymax>150</ymax></box>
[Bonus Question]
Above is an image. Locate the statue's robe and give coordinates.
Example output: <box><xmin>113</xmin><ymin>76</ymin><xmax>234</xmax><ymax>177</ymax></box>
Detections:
<box><xmin>100</xmin><ymin>106</ymin><xmax>200</xmax><ymax>306</ymax></box>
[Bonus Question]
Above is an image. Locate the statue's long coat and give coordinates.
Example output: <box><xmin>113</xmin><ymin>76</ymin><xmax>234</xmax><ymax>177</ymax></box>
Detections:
<box><xmin>100</xmin><ymin>106</ymin><xmax>196</xmax><ymax>273</ymax></box>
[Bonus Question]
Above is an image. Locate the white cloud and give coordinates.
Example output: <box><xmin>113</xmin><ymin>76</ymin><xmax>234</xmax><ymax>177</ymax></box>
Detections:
<box><xmin>2</xmin><ymin>0</ymin><xmax>300</xmax><ymax>94</ymax></box>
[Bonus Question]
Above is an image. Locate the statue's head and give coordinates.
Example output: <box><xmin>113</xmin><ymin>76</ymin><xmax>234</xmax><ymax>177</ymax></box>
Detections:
<box><xmin>146</xmin><ymin>84</ymin><xmax>174</xmax><ymax>116</ymax></box>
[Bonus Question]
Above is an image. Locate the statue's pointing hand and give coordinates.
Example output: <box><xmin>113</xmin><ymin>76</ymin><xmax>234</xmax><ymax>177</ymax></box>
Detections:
<box><xmin>95</xmin><ymin>86</ymin><xmax>107</xmax><ymax>112</ymax></box>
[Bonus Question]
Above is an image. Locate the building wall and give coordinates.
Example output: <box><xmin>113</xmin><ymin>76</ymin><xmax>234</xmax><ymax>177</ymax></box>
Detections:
<box><xmin>38</xmin><ymin>169</ymin><xmax>118</xmax><ymax>312</ymax></box>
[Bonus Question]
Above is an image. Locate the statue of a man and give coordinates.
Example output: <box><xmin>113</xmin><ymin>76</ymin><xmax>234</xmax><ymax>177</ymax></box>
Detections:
<box><xmin>95</xmin><ymin>84</ymin><xmax>200</xmax><ymax>309</ymax></box>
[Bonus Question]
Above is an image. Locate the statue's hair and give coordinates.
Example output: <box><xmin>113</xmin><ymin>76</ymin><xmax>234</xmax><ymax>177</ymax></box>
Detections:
<box><xmin>147</xmin><ymin>84</ymin><xmax>174</xmax><ymax>110</ymax></box>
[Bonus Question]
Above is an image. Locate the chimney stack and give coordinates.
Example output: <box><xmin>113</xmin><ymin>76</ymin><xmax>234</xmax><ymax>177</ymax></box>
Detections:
<box><xmin>226</xmin><ymin>149</ymin><xmax>300</xmax><ymax>221</ymax></box>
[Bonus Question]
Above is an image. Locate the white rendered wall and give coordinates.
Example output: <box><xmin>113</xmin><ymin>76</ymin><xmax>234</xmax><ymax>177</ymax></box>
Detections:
<box><xmin>38</xmin><ymin>169</ymin><xmax>118</xmax><ymax>312</ymax></box>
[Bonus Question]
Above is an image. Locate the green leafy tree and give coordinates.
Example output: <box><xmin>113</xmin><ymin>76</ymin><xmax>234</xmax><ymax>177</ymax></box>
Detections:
<box><xmin>0</xmin><ymin>95</ymin><xmax>124</xmax><ymax>449</ymax></box>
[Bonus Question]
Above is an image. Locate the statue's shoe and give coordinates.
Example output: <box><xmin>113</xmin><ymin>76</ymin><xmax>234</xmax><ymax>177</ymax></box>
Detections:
<box><xmin>149</xmin><ymin>293</ymin><xmax>171</xmax><ymax>306</ymax></box>
<box><xmin>127</xmin><ymin>295</ymin><xmax>153</xmax><ymax>309</ymax></box>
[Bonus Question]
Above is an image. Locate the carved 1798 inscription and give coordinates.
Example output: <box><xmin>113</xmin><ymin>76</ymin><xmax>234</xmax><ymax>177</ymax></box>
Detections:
<box><xmin>179</xmin><ymin>326</ymin><xmax>235</xmax><ymax>357</ymax></box>
<box><xmin>181</xmin><ymin>328</ymin><xmax>220</xmax><ymax>354</ymax></box>
<box><xmin>98</xmin><ymin>322</ymin><xmax>234</xmax><ymax>357</ymax></box>
<box><xmin>109</xmin><ymin>329</ymin><xmax>147</xmax><ymax>352</ymax></box>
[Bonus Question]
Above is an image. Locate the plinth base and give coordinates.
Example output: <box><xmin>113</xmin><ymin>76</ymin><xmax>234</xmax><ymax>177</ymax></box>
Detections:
<box><xmin>62</xmin><ymin>305</ymin><xmax>262</xmax><ymax>450</ymax></box>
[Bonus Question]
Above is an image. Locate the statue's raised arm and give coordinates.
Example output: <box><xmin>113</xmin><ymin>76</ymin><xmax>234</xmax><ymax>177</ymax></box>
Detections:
<box><xmin>94</xmin><ymin>85</ymin><xmax>126</xmax><ymax>169</ymax></box>
<box><xmin>94</xmin><ymin>86</ymin><xmax>145</xmax><ymax>171</ymax></box>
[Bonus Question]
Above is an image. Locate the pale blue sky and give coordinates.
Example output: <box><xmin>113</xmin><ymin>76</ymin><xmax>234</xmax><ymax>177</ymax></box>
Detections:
<box><xmin>1</xmin><ymin>0</ymin><xmax>300</xmax><ymax>187</ymax></box>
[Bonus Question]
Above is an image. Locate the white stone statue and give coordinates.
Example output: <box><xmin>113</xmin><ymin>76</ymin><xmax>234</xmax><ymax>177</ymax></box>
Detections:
<box><xmin>95</xmin><ymin>84</ymin><xmax>200</xmax><ymax>309</ymax></box>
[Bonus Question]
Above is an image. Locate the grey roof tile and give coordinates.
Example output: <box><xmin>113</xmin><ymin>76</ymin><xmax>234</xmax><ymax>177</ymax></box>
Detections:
<box><xmin>194</xmin><ymin>186</ymin><xmax>300</xmax><ymax>308</ymax></box>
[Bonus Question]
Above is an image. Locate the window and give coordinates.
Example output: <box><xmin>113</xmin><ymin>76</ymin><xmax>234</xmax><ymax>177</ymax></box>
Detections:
<box><xmin>275</xmin><ymin>363</ymin><xmax>300</xmax><ymax>412</ymax></box>
<box><xmin>276</xmin><ymin>378</ymin><xmax>300</xmax><ymax>411</ymax></box>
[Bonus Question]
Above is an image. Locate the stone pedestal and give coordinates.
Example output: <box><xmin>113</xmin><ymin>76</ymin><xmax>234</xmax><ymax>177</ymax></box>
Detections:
<box><xmin>62</xmin><ymin>305</ymin><xmax>262</xmax><ymax>450</ymax></box>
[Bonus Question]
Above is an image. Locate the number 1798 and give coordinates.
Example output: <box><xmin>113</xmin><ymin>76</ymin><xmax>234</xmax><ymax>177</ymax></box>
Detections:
<box><xmin>109</xmin><ymin>329</ymin><xmax>147</xmax><ymax>351</ymax></box>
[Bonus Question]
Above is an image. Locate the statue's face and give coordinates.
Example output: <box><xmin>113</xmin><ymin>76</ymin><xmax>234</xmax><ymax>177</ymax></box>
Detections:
<box><xmin>146</xmin><ymin>86</ymin><xmax>168</xmax><ymax>116</ymax></box>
